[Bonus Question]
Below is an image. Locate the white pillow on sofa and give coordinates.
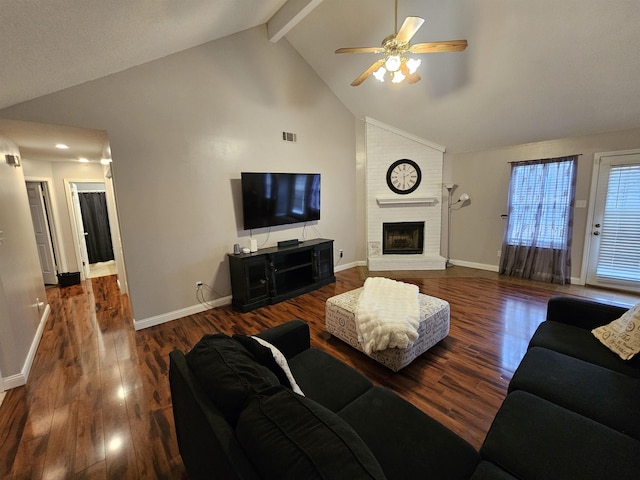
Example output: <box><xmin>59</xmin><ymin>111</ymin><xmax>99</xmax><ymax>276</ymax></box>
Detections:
<box><xmin>592</xmin><ymin>302</ymin><xmax>640</xmax><ymax>360</ymax></box>
<box><xmin>251</xmin><ymin>336</ymin><xmax>304</xmax><ymax>396</ymax></box>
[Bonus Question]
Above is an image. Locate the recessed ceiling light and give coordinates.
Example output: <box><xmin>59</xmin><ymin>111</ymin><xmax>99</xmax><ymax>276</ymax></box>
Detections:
<box><xmin>79</xmin><ymin>157</ymin><xmax>89</xmax><ymax>163</ymax></box>
<box><xmin>55</xmin><ymin>143</ymin><xmax>69</xmax><ymax>149</ymax></box>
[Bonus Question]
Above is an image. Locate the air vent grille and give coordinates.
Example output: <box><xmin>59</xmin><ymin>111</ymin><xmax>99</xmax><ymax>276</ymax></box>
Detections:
<box><xmin>282</xmin><ymin>131</ymin><xmax>297</xmax><ymax>143</ymax></box>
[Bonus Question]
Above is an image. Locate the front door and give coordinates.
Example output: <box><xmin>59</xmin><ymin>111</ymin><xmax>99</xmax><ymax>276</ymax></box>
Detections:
<box><xmin>586</xmin><ymin>151</ymin><xmax>640</xmax><ymax>292</ymax></box>
<box><xmin>26</xmin><ymin>181</ymin><xmax>58</xmax><ymax>284</ymax></box>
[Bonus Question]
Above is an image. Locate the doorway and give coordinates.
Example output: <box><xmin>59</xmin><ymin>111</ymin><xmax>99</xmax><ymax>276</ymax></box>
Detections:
<box><xmin>66</xmin><ymin>181</ymin><xmax>117</xmax><ymax>280</ymax></box>
<box><xmin>585</xmin><ymin>150</ymin><xmax>640</xmax><ymax>292</ymax></box>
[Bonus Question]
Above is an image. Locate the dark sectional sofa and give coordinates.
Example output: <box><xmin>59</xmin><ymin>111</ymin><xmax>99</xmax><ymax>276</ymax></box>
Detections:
<box><xmin>169</xmin><ymin>295</ymin><xmax>640</xmax><ymax>479</ymax></box>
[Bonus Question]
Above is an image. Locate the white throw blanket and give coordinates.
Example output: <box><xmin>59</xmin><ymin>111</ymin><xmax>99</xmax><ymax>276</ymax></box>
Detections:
<box><xmin>355</xmin><ymin>277</ymin><xmax>420</xmax><ymax>354</ymax></box>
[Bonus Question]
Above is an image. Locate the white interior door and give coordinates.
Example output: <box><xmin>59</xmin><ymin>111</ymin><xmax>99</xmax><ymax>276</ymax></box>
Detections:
<box><xmin>586</xmin><ymin>151</ymin><xmax>640</xmax><ymax>292</ymax></box>
<box><xmin>26</xmin><ymin>182</ymin><xmax>58</xmax><ymax>284</ymax></box>
<box><xmin>69</xmin><ymin>183</ymin><xmax>91</xmax><ymax>279</ymax></box>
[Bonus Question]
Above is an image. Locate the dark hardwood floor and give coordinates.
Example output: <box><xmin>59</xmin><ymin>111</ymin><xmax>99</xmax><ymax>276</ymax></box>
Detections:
<box><xmin>0</xmin><ymin>266</ymin><xmax>637</xmax><ymax>479</ymax></box>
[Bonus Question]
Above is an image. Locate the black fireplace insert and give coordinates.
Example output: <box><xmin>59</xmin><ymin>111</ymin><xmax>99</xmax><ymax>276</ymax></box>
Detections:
<box><xmin>382</xmin><ymin>221</ymin><xmax>425</xmax><ymax>254</ymax></box>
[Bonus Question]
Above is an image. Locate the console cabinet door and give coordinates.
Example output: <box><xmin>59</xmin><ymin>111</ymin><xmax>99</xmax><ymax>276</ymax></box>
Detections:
<box><xmin>229</xmin><ymin>256</ymin><xmax>269</xmax><ymax>310</ymax></box>
<box><xmin>314</xmin><ymin>243</ymin><xmax>334</xmax><ymax>281</ymax></box>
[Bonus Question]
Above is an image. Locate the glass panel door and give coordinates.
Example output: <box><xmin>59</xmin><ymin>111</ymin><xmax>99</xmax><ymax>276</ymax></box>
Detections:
<box><xmin>586</xmin><ymin>152</ymin><xmax>640</xmax><ymax>292</ymax></box>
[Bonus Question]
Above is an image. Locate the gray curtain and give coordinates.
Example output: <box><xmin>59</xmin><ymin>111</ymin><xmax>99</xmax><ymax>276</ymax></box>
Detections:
<box><xmin>499</xmin><ymin>156</ymin><xmax>578</xmax><ymax>284</ymax></box>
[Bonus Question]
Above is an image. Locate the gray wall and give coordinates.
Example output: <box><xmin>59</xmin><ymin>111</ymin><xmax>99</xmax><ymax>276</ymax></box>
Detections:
<box><xmin>1</xmin><ymin>25</ymin><xmax>357</xmax><ymax>325</ymax></box>
<box><xmin>446</xmin><ymin>127</ymin><xmax>640</xmax><ymax>279</ymax></box>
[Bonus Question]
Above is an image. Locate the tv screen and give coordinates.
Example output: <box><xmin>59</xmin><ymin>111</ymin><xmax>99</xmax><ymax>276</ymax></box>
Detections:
<box><xmin>241</xmin><ymin>172</ymin><xmax>321</xmax><ymax>230</ymax></box>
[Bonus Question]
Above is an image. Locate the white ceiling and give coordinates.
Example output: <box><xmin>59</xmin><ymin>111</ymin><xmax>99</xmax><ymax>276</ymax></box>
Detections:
<box><xmin>1</xmin><ymin>0</ymin><xmax>639</xmax><ymax>157</ymax></box>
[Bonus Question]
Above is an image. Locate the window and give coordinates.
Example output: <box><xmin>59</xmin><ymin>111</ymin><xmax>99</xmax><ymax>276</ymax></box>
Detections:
<box><xmin>500</xmin><ymin>155</ymin><xmax>577</xmax><ymax>284</ymax></box>
<box><xmin>505</xmin><ymin>159</ymin><xmax>575</xmax><ymax>248</ymax></box>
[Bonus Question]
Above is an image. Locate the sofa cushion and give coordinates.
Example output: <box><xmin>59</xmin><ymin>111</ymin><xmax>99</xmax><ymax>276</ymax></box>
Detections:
<box><xmin>510</xmin><ymin>346</ymin><xmax>640</xmax><ymax>440</ymax></box>
<box><xmin>481</xmin><ymin>391</ymin><xmax>640</xmax><ymax>480</ymax></box>
<box><xmin>592</xmin><ymin>302</ymin><xmax>640</xmax><ymax>360</ymax></box>
<box><xmin>288</xmin><ymin>348</ymin><xmax>373</xmax><ymax>412</ymax></box>
<box><xmin>338</xmin><ymin>386</ymin><xmax>480</xmax><ymax>480</ymax></box>
<box><xmin>528</xmin><ymin>321</ymin><xmax>640</xmax><ymax>377</ymax></box>
<box><xmin>185</xmin><ymin>334</ymin><xmax>279</xmax><ymax>424</ymax></box>
<box><xmin>236</xmin><ymin>386</ymin><xmax>386</xmax><ymax>480</ymax></box>
<box><xmin>469</xmin><ymin>461</ymin><xmax>518</xmax><ymax>480</ymax></box>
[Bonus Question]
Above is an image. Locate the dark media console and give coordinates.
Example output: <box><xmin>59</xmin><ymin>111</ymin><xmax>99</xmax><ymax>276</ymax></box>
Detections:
<box><xmin>228</xmin><ymin>238</ymin><xmax>335</xmax><ymax>312</ymax></box>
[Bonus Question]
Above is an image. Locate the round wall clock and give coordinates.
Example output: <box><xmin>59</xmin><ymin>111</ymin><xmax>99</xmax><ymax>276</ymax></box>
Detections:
<box><xmin>386</xmin><ymin>159</ymin><xmax>422</xmax><ymax>194</ymax></box>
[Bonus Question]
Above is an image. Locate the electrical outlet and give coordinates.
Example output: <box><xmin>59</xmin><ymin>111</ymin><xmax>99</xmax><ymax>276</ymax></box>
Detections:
<box><xmin>497</xmin><ymin>250</ymin><xmax>501</xmax><ymax>258</ymax></box>
<box><xmin>339</xmin><ymin>249</ymin><xmax>344</xmax><ymax>258</ymax></box>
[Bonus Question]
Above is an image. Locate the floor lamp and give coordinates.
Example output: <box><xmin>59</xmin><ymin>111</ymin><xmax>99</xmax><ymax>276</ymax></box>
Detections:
<box><xmin>445</xmin><ymin>184</ymin><xmax>470</xmax><ymax>268</ymax></box>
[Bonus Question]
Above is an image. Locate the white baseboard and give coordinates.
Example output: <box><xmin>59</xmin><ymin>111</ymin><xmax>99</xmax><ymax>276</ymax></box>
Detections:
<box><xmin>3</xmin><ymin>304</ymin><xmax>51</xmax><ymax>390</ymax></box>
<box><xmin>134</xmin><ymin>296</ymin><xmax>232</xmax><ymax>331</ymax></box>
<box><xmin>2</xmin><ymin>372</ymin><xmax>24</xmax><ymax>390</ymax></box>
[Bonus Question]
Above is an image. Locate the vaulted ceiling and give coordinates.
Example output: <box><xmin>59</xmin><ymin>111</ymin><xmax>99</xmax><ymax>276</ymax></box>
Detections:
<box><xmin>2</xmin><ymin>0</ymin><xmax>639</xmax><ymax>156</ymax></box>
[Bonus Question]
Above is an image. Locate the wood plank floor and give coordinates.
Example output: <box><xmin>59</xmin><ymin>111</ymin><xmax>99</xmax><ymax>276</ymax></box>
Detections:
<box><xmin>0</xmin><ymin>266</ymin><xmax>637</xmax><ymax>479</ymax></box>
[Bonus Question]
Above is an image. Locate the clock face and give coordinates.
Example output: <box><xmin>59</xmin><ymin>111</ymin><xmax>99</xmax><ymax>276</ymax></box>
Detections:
<box><xmin>386</xmin><ymin>159</ymin><xmax>422</xmax><ymax>194</ymax></box>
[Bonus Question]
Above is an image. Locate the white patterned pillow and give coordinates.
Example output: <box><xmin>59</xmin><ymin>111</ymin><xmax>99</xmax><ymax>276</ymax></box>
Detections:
<box><xmin>592</xmin><ymin>303</ymin><xmax>640</xmax><ymax>360</ymax></box>
<box><xmin>251</xmin><ymin>336</ymin><xmax>304</xmax><ymax>396</ymax></box>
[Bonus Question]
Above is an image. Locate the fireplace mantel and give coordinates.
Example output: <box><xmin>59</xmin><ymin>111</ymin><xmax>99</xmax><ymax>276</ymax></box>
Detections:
<box><xmin>376</xmin><ymin>197</ymin><xmax>438</xmax><ymax>206</ymax></box>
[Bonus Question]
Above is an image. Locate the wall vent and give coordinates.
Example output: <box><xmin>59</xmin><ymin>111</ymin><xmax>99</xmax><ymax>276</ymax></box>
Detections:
<box><xmin>282</xmin><ymin>131</ymin><xmax>297</xmax><ymax>143</ymax></box>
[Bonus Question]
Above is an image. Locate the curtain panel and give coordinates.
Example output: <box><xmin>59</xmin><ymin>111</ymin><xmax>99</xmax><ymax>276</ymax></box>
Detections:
<box><xmin>499</xmin><ymin>156</ymin><xmax>578</xmax><ymax>284</ymax></box>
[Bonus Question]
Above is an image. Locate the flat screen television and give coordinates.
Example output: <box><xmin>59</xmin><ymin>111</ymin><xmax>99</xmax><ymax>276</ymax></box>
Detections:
<box><xmin>241</xmin><ymin>172</ymin><xmax>321</xmax><ymax>230</ymax></box>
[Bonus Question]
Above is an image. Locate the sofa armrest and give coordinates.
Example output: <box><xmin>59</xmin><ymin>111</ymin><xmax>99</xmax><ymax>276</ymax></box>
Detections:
<box><xmin>255</xmin><ymin>319</ymin><xmax>310</xmax><ymax>359</ymax></box>
<box><xmin>546</xmin><ymin>296</ymin><xmax>629</xmax><ymax>330</ymax></box>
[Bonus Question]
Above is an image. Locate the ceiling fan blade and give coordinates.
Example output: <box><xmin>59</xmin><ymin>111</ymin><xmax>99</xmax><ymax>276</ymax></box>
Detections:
<box><xmin>396</xmin><ymin>16</ymin><xmax>425</xmax><ymax>44</ymax></box>
<box><xmin>351</xmin><ymin>59</ymin><xmax>385</xmax><ymax>86</ymax></box>
<box><xmin>409</xmin><ymin>40</ymin><xmax>468</xmax><ymax>53</ymax></box>
<box><xmin>335</xmin><ymin>47</ymin><xmax>384</xmax><ymax>54</ymax></box>
<box><xmin>400</xmin><ymin>61</ymin><xmax>421</xmax><ymax>85</ymax></box>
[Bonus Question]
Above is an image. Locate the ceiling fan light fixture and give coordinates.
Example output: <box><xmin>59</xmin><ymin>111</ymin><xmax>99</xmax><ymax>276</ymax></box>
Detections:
<box><xmin>406</xmin><ymin>57</ymin><xmax>421</xmax><ymax>74</ymax></box>
<box><xmin>392</xmin><ymin>70</ymin><xmax>405</xmax><ymax>83</ymax></box>
<box><xmin>373</xmin><ymin>66</ymin><xmax>387</xmax><ymax>82</ymax></box>
<box><xmin>384</xmin><ymin>55</ymin><xmax>401</xmax><ymax>72</ymax></box>
<box><xmin>336</xmin><ymin>0</ymin><xmax>467</xmax><ymax>86</ymax></box>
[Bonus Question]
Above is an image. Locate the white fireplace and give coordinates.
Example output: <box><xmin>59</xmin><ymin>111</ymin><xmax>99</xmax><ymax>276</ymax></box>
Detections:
<box><xmin>365</xmin><ymin>118</ymin><xmax>446</xmax><ymax>271</ymax></box>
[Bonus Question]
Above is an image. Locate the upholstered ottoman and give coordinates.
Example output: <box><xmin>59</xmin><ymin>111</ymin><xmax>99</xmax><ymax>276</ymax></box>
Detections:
<box><xmin>326</xmin><ymin>287</ymin><xmax>450</xmax><ymax>371</ymax></box>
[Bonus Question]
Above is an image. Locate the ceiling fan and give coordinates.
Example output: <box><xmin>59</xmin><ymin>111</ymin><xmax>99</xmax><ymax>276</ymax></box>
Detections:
<box><xmin>335</xmin><ymin>0</ymin><xmax>468</xmax><ymax>86</ymax></box>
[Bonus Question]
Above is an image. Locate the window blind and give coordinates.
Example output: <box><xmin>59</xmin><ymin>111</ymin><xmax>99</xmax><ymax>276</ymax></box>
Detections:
<box><xmin>596</xmin><ymin>164</ymin><xmax>640</xmax><ymax>282</ymax></box>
